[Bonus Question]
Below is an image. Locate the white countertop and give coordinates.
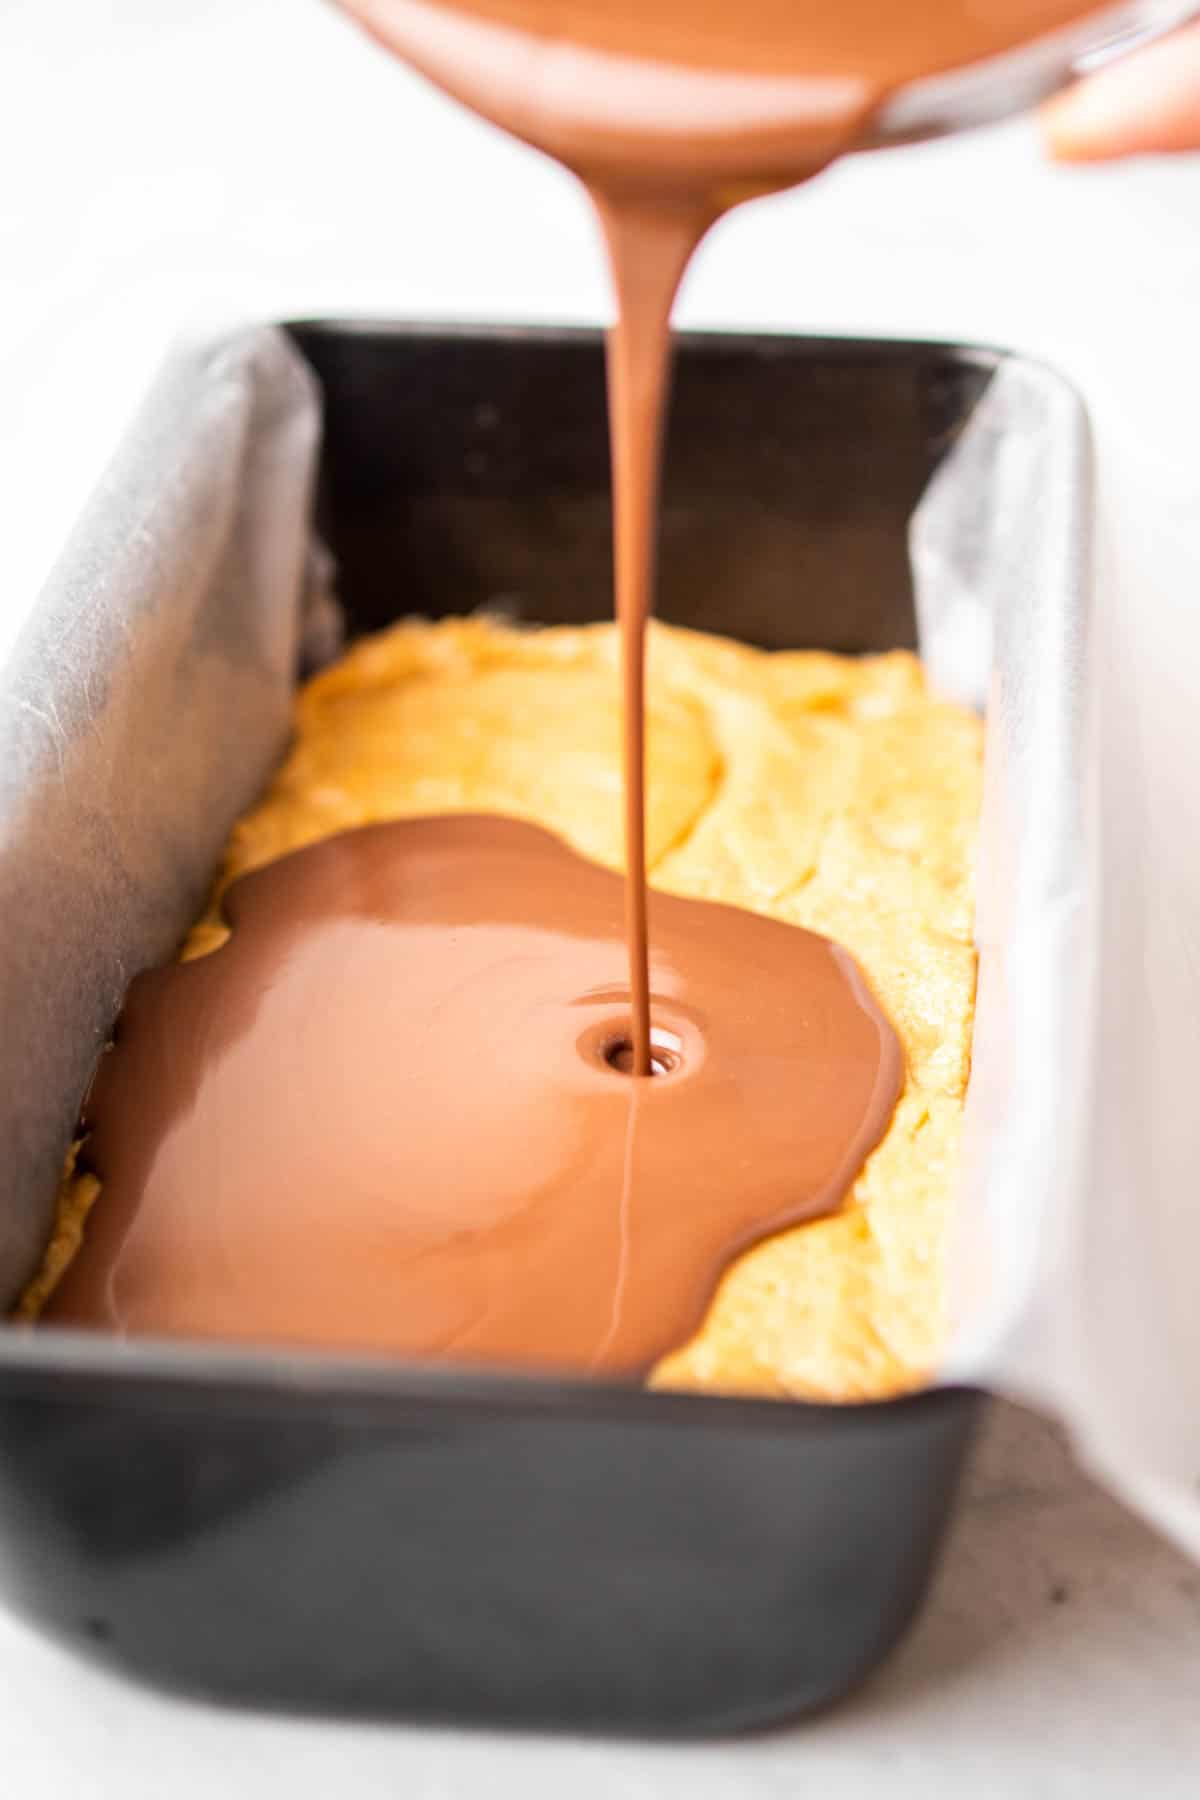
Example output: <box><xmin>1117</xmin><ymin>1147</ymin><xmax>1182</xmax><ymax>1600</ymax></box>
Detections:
<box><xmin>3</xmin><ymin>2</ymin><xmax>1200</xmax><ymax>1791</ymax></box>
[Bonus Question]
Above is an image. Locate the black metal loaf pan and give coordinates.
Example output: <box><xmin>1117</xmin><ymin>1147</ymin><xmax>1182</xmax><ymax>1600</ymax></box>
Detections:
<box><xmin>0</xmin><ymin>322</ymin><xmax>1032</xmax><ymax>1734</ymax></box>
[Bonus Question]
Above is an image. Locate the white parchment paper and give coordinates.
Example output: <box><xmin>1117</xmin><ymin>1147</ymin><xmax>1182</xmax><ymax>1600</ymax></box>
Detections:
<box><xmin>0</xmin><ymin>329</ymin><xmax>319</xmax><ymax>1299</ymax></box>
<box><xmin>915</xmin><ymin>359</ymin><xmax>1200</xmax><ymax>1565</ymax></box>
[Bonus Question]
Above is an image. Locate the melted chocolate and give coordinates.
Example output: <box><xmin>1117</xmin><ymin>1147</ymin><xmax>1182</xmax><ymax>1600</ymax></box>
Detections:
<box><xmin>46</xmin><ymin>817</ymin><xmax>902</xmax><ymax>1372</ymax></box>
<box><xmin>48</xmin><ymin>0</ymin><xmax>1080</xmax><ymax>1360</ymax></box>
<box><xmin>340</xmin><ymin>0</ymin><xmax>1096</xmax><ymax>1071</ymax></box>
<box><xmin>341</xmin><ymin>2</ymin><xmax>1101</xmax><ymax>190</ymax></box>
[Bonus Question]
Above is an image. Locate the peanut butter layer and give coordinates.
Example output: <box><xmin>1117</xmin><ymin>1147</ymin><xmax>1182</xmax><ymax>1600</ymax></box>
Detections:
<box><xmin>29</xmin><ymin>616</ymin><xmax>981</xmax><ymax>1399</ymax></box>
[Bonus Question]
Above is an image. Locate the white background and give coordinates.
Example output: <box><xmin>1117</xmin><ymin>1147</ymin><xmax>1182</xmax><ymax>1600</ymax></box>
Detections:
<box><xmin>2</xmin><ymin>1</ymin><xmax>1200</xmax><ymax>1791</ymax></box>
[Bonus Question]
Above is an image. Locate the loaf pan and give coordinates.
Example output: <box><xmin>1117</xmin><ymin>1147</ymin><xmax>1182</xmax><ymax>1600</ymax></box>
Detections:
<box><xmin>0</xmin><ymin>321</ymin><xmax>1089</xmax><ymax>1734</ymax></box>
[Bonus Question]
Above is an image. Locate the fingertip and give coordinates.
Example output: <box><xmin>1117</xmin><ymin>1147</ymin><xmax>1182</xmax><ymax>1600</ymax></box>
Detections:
<box><xmin>1040</xmin><ymin>87</ymin><xmax>1132</xmax><ymax>162</ymax></box>
<box><xmin>1040</xmin><ymin>25</ymin><xmax>1200</xmax><ymax>163</ymax></box>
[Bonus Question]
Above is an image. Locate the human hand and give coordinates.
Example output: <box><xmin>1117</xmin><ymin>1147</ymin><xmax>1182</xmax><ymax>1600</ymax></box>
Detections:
<box><xmin>1042</xmin><ymin>22</ymin><xmax>1200</xmax><ymax>158</ymax></box>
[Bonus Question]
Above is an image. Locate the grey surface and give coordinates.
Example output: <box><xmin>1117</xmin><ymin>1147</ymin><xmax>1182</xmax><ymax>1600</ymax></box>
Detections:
<box><xmin>0</xmin><ymin>1402</ymin><xmax>1195</xmax><ymax>1796</ymax></box>
<box><xmin>0</xmin><ymin>331</ymin><xmax>1137</xmax><ymax>1749</ymax></box>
